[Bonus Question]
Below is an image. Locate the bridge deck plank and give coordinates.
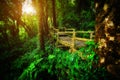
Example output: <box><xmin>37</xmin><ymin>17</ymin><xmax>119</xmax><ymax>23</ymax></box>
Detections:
<box><xmin>59</xmin><ymin>37</ymin><xmax>86</xmax><ymax>48</ymax></box>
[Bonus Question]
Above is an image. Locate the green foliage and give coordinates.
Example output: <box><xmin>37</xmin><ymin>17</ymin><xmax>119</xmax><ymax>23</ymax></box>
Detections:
<box><xmin>22</xmin><ymin>36</ymin><xmax>38</xmax><ymax>52</ymax></box>
<box><xmin>19</xmin><ymin>27</ymin><xmax>27</xmax><ymax>40</ymax></box>
<box><xmin>78</xmin><ymin>40</ymin><xmax>96</xmax><ymax>60</ymax></box>
<box><xmin>0</xmin><ymin>0</ymin><xmax>106</xmax><ymax>80</ymax></box>
<box><xmin>79</xmin><ymin>10</ymin><xmax>95</xmax><ymax>30</ymax></box>
<box><xmin>15</xmin><ymin>41</ymin><xmax>109</xmax><ymax>80</ymax></box>
<box><xmin>56</xmin><ymin>0</ymin><xmax>95</xmax><ymax>31</ymax></box>
<box><xmin>62</xmin><ymin>11</ymin><xmax>80</xmax><ymax>28</ymax></box>
<box><xmin>21</xmin><ymin>14</ymin><xmax>38</xmax><ymax>37</ymax></box>
<box><xmin>0</xmin><ymin>21</ymin><xmax>4</xmax><ymax>25</ymax></box>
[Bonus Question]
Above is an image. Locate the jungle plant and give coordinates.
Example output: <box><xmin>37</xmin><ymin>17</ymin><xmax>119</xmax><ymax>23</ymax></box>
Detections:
<box><xmin>17</xmin><ymin>41</ymin><xmax>109</xmax><ymax>80</ymax></box>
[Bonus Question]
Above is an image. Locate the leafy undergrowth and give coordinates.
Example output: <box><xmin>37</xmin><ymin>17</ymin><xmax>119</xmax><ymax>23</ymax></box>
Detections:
<box><xmin>0</xmin><ymin>36</ymin><xmax>38</xmax><ymax>80</ymax></box>
<box><xmin>2</xmin><ymin>40</ymin><xmax>113</xmax><ymax>80</ymax></box>
<box><xmin>8</xmin><ymin>40</ymin><xmax>112</xmax><ymax>80</ymax></box>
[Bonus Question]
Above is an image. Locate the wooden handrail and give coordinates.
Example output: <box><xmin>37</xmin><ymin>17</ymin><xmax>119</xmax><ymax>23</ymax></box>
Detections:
<box><xmin>76</xmin><ymin>31</ymin><xmax>94</xmax><ymax>33</ymax></box>
<box><xmin>57</xmin><ymin>31</ymin><xmax>94</xmax><ymax>39</ymax></box>
<box><xmin>76</xmin><ymin>31</ymin><xmax>94</xmax><ymax>39</ymax></box>
<box><xmin>58</xmin><ymin>32</ymin><xmax>74</xmax><ymax>34</ymax></box>
<box><xmin>52</xmin><ymin>27</ymin><xmax>94</xmax><ymax>51</ymax></box>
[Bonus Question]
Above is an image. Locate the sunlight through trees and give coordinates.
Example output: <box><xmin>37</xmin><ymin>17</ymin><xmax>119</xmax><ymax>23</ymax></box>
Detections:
<box><xmin>22</xmin><ymin>0</ymin><xmax>36</xmax><ymax>15</ymax></box>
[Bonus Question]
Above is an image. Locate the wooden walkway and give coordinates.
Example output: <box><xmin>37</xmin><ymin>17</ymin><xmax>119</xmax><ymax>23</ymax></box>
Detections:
<box><xmin>51</xmin><ymin>28</ymin><xmax>94</xmax><ymax>51</ymax></box>
<box><xmin>58</xmin><ymin>37</ymin><xmax>86</xmax><ymax>48</ymax></box>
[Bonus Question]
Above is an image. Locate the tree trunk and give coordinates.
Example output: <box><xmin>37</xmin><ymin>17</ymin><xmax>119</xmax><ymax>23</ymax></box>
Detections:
<box><xmin>43</xmin><ymin>0</ymin><xmax>49</xmax><ymax>37</ymax></box>
<box><xmin>95</xmin><ymin>0</ymin><xmax>120</xmax><ymax>79</ymax></box>
<box><xmin>52</xmin><ymin>0</ymin><xmax>57</xmax><ymax>28</ymax></box>
<box><xmin>38</xmin><ymin>0</ymin><xmax>45</xmax><ymax>52</ymax></box>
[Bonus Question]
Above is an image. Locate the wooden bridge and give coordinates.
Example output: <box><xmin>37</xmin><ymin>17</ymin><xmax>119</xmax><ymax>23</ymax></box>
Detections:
<box><xmin>51</xmin><ymin>28</ymin><xmax>94</xmax><ymax>52</ymax></box>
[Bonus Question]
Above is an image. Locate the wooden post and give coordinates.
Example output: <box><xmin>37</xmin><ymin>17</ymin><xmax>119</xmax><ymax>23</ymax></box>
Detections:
<box><xmin>56</xmin><ymin>29</ymin><xmax>59</xmax><ymax>47</ymax></box>
<box><xmin>90</xmin><ymin>32</ymin><xmax>94</xmax><ymax>40</ymax></box>
<box><xmin>71</xmin><ymin>29</ymin><xmax>76</xmax><ymax>52</ymax></box>
<box><xmin>90</xmin><ymin>32</ymin><xmax>93</xmax><ymax>39</ymax></box>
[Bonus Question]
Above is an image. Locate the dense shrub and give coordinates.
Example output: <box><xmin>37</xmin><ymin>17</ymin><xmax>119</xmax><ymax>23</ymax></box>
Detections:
<box><xmin>16</xmin><ymin>41</ymin><xmax>109</xmax><ymax>80</ymax></box>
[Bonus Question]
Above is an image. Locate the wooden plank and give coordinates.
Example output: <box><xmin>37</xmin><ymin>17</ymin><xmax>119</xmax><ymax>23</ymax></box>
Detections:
<box><xmin>58</xmin><ymin>32</ymin><xmax>74</xmax><ymax>34</ymax></box>
<box><xmin>58</xmin><ymin>40</ymin><xmax>72</xmax><ymax>47</ymax></box>
<box><xmin>76</xmin><ymin>31</ymin><xmax>94</xmax><ymax>33</ymax></box>
<box><xmin>65</xmin><ymin>28</ymin><xmax>75</xmax><ymax>31</ymax></box>
<box><xmin>75</xmin><ymin>38</ymin><xmax>91</xmax><ymax>41</ymax></box>
<box><xmin>58</xmin><ymin>31</ymin><xmax>94</xmax><ymax>34</ymax></box>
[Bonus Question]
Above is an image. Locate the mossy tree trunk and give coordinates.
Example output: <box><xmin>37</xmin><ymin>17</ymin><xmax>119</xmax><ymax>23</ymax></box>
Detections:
<box><xmin>95</xmin><ymin>0</ymin><xmax>120</xmax><ymax>78</ymax></box>
<box><xmin>52</xmin><ymin>0</ymin><xmax>57</xmax><ymax>28</ymax></box>
<box><xmin>36</xmin><ymin>0</ymin><xmax>50</xmax><ymax>52</ymax></box>
<box><xmin>37</xmin><ymin>0</ymin><xmax>45</xmax><ymax>52</ymax></box>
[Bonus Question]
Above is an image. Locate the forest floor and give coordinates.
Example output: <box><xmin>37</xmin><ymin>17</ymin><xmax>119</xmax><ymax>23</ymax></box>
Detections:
<box><xmin>0</xmin><ymin>37</ymin><xmax>119</xmax><ymax>80</ymax></box>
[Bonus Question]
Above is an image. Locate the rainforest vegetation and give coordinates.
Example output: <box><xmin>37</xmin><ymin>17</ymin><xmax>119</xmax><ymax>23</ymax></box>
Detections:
<box><xmin>0</xmin><ymin>0</ymin><xmax>120</xmax><ymax>80</ymax></box>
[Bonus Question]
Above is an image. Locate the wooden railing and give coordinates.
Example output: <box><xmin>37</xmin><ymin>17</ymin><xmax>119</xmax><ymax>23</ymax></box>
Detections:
<box><xmin>57</xmin><ymin>28</ymin><xmax>76</xmax><ymax>49</ymax></box>
<box><xmin>51</xmin><ymin>27</ymin><xmax>94</xmax><ymax>50</ymax></box>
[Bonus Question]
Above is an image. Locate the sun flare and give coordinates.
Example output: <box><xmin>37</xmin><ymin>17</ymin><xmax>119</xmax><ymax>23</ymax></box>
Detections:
<box><xmin>22</xmin><ymin>0</ymin><xmax>36</xmax><ymax>14</ymax></box>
